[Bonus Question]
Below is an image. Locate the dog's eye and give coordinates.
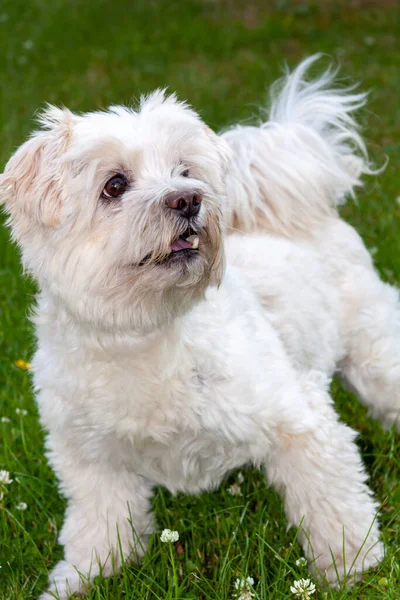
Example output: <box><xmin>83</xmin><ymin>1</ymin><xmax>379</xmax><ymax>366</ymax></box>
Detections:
<box><xmin>181</xmin><ymin>168</ymin><xmax>190</xmax><ymax>178</ymax></box>
<box><xmin>102</xmin><ymin>174</ymin><xmax>128</xmax><ymax>199</ymax></box>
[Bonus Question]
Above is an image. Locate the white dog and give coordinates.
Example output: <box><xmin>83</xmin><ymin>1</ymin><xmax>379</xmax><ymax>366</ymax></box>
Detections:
<box><xmin>1</xmin><ymin>56</ymin><xmax>398</xmax><ymax>599</ymax></box>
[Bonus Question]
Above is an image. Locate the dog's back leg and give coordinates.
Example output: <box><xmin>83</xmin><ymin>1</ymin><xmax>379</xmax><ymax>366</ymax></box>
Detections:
<box><xmin>339</xmin><ymin>265</ymin><xmax>400</xmax><ymax>431</ymax></box>
<box><xmin>265</xmin><ymin>372</ymin><xmax>383</xmax><ymax>585</ymax></box>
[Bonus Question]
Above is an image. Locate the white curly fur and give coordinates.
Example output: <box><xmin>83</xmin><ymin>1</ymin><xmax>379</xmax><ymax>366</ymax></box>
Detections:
<box><xmin>1</xmin><ymin>56</ymin><xmax>398</xmax><ymax>600</ymax></box>
<box><xmin>222</xmin><ymin>54</ymin><xmax>374</xmax><ymax>235</ymax></box>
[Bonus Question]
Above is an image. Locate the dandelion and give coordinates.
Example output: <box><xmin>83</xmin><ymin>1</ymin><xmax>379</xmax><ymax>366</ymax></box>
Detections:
<box><xmin>290</xmin><ymin>578</ymin><xmax>316</xmax><ymax>599</ymax></box>
<box><xmin>234</xmin><ymin>576</ymin><xmax>255</xmax><ymax>599</ymax></box>
<box><xmin>295</xmin><ymin>557</ymin><xmax>307</xmax><ymax>567</ymax></box>
<box><xmin>16</xmin><ymin>502</ymin><xmax>28</xmax><ymax>511</ymax></box>
<box><xmin>14</xmin><ymin>359</ymin><xmax>31</xmax><ymax>370</ymax></box>
<box><xmin>160</xmin><ymin>529</ymin><xmax>179</xmax><ymax>543</ymax></box>
<box><xmin>1</xmin><ymin>417</ymin><xmax>11</xmax><ymax>423</ymax></box>
<box><xmin>15</xmin><ymin>408</ymin><xmax>28</xmax><ymax>416</ymax></box>
<box><xmin>0</xmin><ymin>470</ymin><xmax>13</xmax><ymax>485</ymax></box>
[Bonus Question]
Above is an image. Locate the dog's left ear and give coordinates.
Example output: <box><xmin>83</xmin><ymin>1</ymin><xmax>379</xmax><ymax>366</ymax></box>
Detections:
<box><xmin>0</xmin><ymin>106</ymin><xmax>76</xmax><ymax>228</ymax></box>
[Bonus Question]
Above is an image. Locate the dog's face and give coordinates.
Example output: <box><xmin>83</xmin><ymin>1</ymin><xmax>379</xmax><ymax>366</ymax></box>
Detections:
<box><xmin>0</xmin><ymin>92</ymin><xmax>231</xmax><ymax>332</ymax></box>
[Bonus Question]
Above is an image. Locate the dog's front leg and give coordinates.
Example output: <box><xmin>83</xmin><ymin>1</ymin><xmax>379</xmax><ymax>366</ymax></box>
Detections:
<box><xmin>39</xmin><ymin>445</ymin><xmax>153</xmax><ymax>600</ymax></box>
<box><xmin>264</xmin><ymin>376</ymin><xmax>383</xmax><ymax>586</ymax></box>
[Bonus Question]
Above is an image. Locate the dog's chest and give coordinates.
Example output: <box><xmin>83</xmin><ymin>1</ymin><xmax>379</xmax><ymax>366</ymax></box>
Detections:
<box><xmin>123</xmin><ymin>432</ymin><xmax>250</xmax><ymax>493</ymax></box>
<box><xmin>37</xmin><ymin>280</ymin><xmax>280</xmax><ymax>493</ymax></box>
<box><xmin>81</xmin><ymin>353</ymin><xmax>261</xmax><ymax>492</ymax></box>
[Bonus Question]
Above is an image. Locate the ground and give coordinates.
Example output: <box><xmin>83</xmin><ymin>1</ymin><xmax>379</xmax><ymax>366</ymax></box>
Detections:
<box><xmin>0</xmin><ymin>1</ymin><xmax>399</xmax><ymax>599</ymax></box>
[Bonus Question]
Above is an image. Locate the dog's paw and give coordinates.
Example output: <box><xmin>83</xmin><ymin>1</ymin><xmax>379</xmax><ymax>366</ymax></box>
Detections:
<box><xmin>310</xmin><ymin>540</ymin><xmax>384</xmax><ymax>587</ymax></box>
<box><xmin>39</xmin><ymin>560</ymin><xmax>88</xmax><ymax>599</ymax></box>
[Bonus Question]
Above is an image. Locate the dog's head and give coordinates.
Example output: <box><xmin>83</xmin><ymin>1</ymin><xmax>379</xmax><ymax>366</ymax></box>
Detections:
<box><xmin>0</xmin><ymin>92</ymin><xmax>231</xmax><ymax>332</ymax></box>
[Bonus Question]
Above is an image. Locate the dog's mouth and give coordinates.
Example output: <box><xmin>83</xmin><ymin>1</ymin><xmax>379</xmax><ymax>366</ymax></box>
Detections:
<box><xmin>139</xmin><ymin>226</ymin><xmax>200</xmax><ymax>267</ymax></box>
<box><xmin>170</xmin><ymin>225</ymin><xmax>199</xmax><ymax>254</ymax></box>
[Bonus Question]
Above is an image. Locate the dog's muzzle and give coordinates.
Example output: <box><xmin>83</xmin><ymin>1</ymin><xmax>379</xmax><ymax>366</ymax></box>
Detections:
<box><xmin>164</xmin><ymin>190</ymin><xmax>202</xmax><ymax>219</ymax></box>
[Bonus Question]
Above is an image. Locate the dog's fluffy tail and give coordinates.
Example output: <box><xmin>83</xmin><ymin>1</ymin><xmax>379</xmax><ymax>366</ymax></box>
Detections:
<box><xmin>221</xmin><ymin>54</ymin><xmax>373</xmax><ymax>235</ymax></box>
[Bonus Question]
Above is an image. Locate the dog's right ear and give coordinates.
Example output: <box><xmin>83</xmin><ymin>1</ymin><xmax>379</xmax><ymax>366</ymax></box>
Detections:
<box><xmin>0</xmin><ymin>106</ymin><xmax>75</xmax><ymax>227</ymax></box>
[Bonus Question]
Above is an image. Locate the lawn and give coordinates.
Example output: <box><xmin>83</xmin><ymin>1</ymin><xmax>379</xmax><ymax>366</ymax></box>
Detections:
<box><xmin>0</xmin><ymin>1</ymin><xmax>399</xmax><ymax>599</ymax></box>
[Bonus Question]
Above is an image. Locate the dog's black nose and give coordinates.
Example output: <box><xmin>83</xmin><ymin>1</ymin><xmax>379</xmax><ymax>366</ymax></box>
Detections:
<box><xmin>165</xmin><ymin>191</ymin><xmax>202</xmax><ymax>218</ymax></box>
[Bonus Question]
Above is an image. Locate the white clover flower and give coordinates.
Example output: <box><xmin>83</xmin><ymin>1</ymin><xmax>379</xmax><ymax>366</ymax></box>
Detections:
<box><xmin>1</xmin><ymin>417</ymin><xmax>11</xmax><ymax>423</ymax></box>
<box><xmin>0</xmin><ymin>470</ymin><xmax>13</xmax><ymax>485</ymax></box>
<box><xmin>160</xmin><ymin>529</ymin><xmax>179</xmax><ymax>543</ymax></box>
<box><xmin>228</xmin><ymin>483</ymin><xmax>242</xmax><ymax>496</ymax></box>
<box><xmin>237</xmin><ymin>472</ymin><xmax>244</xmax><ymax>484</ymax></box>
<box><xmin>364</xmin><ymin>36</ymin><xmax>375</xmax><ymax>46</ymax></box>
<box><xmin>237</xmin><ymin>592</ymin><xmax>254</xmax><ymax>600</ymax></box>
<box><xmin>23</xmin><ymin>40</ymin><xmax>33</xmax><ymax>50</ymax></box>
<box><xmin>15</xmin><ymin>408</ymin><xmax>28</xmax><ymax>416</ymax></box>
<box><xmin>234</xmin><ymin>576</ymin><xmax>255</xmax><ymax>599</ymax></box>
<box><xmin>290</xmin><ymin>578</ymin><xmax>316</xmax><ymax>599</ymax></box>
<box><xmin>16</xmin><ymin>502</ymin><xmax>28</xmax><ymax>511</ymax></box>
<box><xmin>234</xmin><ymin>576</ymin><xmax>254</xmax><ymax>590</ymax></box>
<box><xmin>295</xmin><ymin>557</ymin><xmax>307</xmax><ymax>567</ymax></box>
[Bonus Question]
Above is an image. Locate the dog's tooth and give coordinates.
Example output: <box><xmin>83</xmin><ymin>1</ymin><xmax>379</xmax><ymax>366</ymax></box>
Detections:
<box><xmin>186</xmin><ymin>235</ymin><xmax>199</xmax><ymax>249</ymax></box>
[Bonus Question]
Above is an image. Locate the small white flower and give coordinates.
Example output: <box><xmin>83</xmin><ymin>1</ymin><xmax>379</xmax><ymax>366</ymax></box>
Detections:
<box><xmin>1</xmin><ymin>417</ymin><xmax>11</xmax><ymax>423</ymax></box>
<box><xmin>290</xmin><ymin>578</ymin><xmax>316</xmax><ymax>599</ymax></box>
<box><xmin>234</xmin><ymin>576</ymin><xmax>254</xmax><ymax>589</ymax></box>
<box><xmin>369</xmin><ymin>246</ymin><xmax>378</xmax><ymax>256</ymax></box>
<box><xmin>237</xmin><ymin>472</ymin><xmax>244</xmax><ymax>484</ymax></box>
<box><xmin>15</xmin><ymin>408</ymin><xmax>27</xmax><ymax>416</ymax></box>
<box><xmin>234</xmin><ymin>577</ymin><xmax>255</xmax><ymax>599</ymax></box>
<box><xmin>160</xmin><ymin>529</ymin><xmax>179</xmax><ymax>543</ymax></box>
<box><xmin>228</xmin><ymin>483</ymin><xmax>242</xmax><ymax>496</ymax></box>
<box><xmin>23</xmin><ymin>40</ymin><xmax>33</xmax><ymax>50</ymax></box>
<box><xmin>295</xmin><ymin>557</ymin><xmax>307</xmax><ymax>567</ymax></box>
<box><xmin>364</xmin><ymin>36</ymin><xmax>375</xmax><ymax>46</ymax></box>
<box><xmin>237</xmin><ymin>592</ymin><xmax>254</xmax><ymax>600</ymax></box>
<box><xmin>0</xmin><ymin>470</ymin><xmax>13</xmax><ymax>485</ymax></box>
<box><xmin>16</xmin><ymin>502</ymin><xmax>28</xmax><ymax>511</ymax></box>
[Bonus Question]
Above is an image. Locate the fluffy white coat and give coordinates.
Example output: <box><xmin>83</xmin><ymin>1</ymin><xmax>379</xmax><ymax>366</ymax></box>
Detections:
<box><xmin>1</xmin><ymin>56</ymin><xmax>398</xmax><ymax>599</ymax></box>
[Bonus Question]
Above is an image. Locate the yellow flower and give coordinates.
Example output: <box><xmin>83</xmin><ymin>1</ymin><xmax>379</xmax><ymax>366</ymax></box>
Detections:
<box><xmin>14</xmin><ymin>359</ymin><xmax>32</xmax><ymax>370</ymax></box>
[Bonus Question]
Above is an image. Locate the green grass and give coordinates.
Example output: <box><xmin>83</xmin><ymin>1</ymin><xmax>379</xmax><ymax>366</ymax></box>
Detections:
<box><xmin>1</xmin><ymin>1</ymin><xmax>400</xmax><ymax>598</ymax></box>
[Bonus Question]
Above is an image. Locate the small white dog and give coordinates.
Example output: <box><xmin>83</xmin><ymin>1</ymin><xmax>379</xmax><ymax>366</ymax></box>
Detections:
<box><xmin>1</xmin><ymin>56</ymin><xmax>398</xmax><ymax>599</ymax></box>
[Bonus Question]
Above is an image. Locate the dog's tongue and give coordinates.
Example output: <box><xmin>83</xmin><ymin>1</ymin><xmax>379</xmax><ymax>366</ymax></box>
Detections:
<box><xmin>171</xmin><ymin>237</ymin><xmax>193</xmax><ymax>253</ymax></box>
